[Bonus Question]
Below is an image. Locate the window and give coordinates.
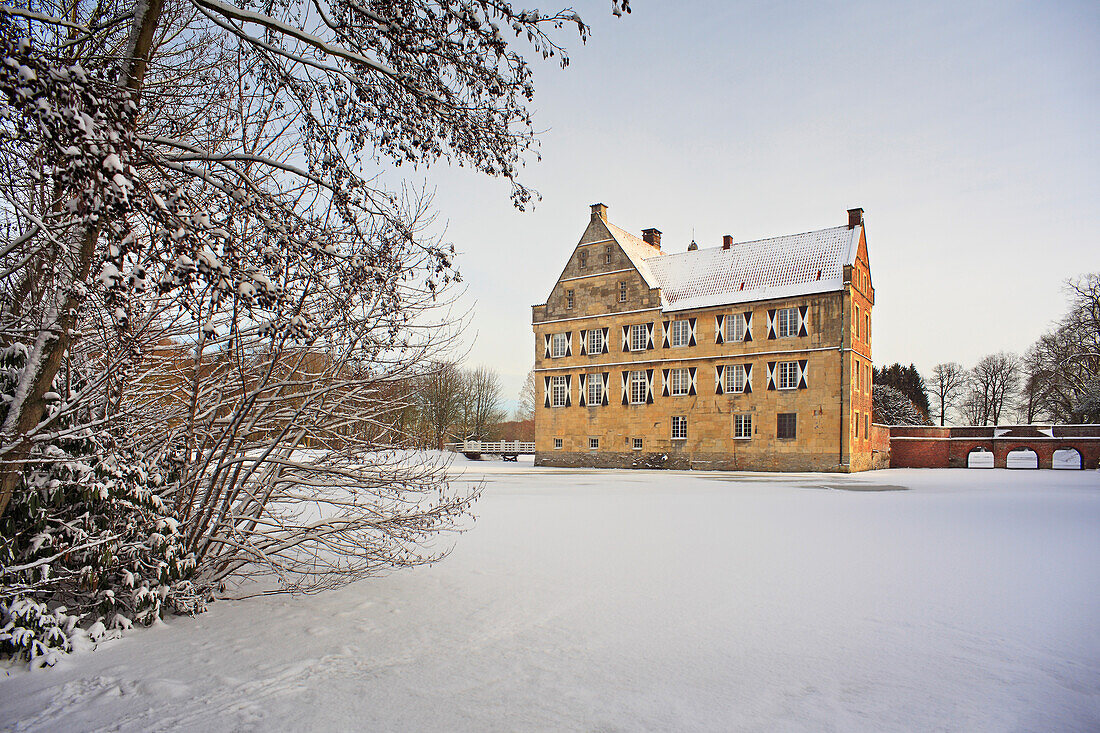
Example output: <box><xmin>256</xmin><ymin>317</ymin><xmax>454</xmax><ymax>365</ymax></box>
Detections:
<box><xmin>865</xmin><ymin>414</ymin><xmax>869</xmax><ymax>438</ymax></box>
<box><xmin>632</xmin><ymin>437</ymin><xmax>643</xmax><ymax>450</ymax></box>
<box><xmin>777</xmin><ymin>413</ymin><xmax>797</xmax><ymax>440</ymax></box>
<box><xmin>605</xmin><ymin>245</ymin><xmax>612</xmax><ymax>264</ymax></box>
<box><xmin>619</xmin><ymin>281</ymin><xmax>627</xmax><ymax>302</ymax></box>
<box><xmin>671</xmin><ymin>416</ymin><xmax>687</xmax><ymax>440</ymax></box>
<box><xmin>578</xmin><ymin>250</ymin><xmax>587</xmax><ymax>269</ymax></box>
<box><xmin>777</xmin><ymin>361</ymin><xmax>798</xmax><ymax>390</ymax></box>
<box><xmin>554</xmin><ymin>437</ymin><xmax>563</xmax><ymax>450</ymax></box>
<box><xmin>726</xmin><ymin>363</ymin><xmax>748</xmax><ymax>394</ymax></box>
<box><xmin>725</xmin><ymin>313</ymin><xmax>746</xmax><ymax>342</ymax></box>
<box><xmin>587</xmin><ymin>374</ymin><xmax>603</xmax><ymax>405</ymax></box>
<box><xmin>855</xmin><ymin>305</ymin><xmax>860</xmax><ymax>339</ymax></box>
<box><xmin>734</xmin><ymin>414</ymin><xmax>752</xmax><ymax>439</ymax></box>
<box><xmin>630</xmin><ymin>323</ymin><xmax>647</xmax><ymax>351</ymax></box>
<box><xmin>551</xmin><ymin>332</ymin><xmax>568</xmax><ymax>358</ymax></box>
<box><xmin>854</xmin><ymin>411</ymin><xmax>860</xmax><ymax>438</ymax></box>
<box><xmin>670</xmin><ymin>320</ymin><xmax>690</xmax><ymax>347</ymax></box>
<box><xmin>777</xmin><ymin>307</ymin><xmax>797</xmax><ymax>338</ymax></box>
<box><xmin>865</xmin><ymin>313</ymin><xmax>870</xmax><ymax>341</ymax></box>
<box><xmin>865</xmin><ymin>365</ymin><xmax>871</xmax><ymax>394</ymax></box>
<box><xmin>589</xmin><ymin>437</ymin><xmax>599</xmax><ymax>450</ymax></box>
<box><xmin>551</xmin><ymin>375</ymin><xmax>568</xmax><ymax>407</ymax></box>
<box><xmin>853</xmin><ymin>359</ymin><xmax>858</xmax><ymax>386</ymax></box>
<box><xmin>566</xmin><ymin>289</ymin><xmax>574</xmax><ymax>309</ymax></box>
<box><xmin>588</xmin><ymin>328</ymin><xmax>604</xmax><ymax>355</ymax></box>
<box><xmin>669</xmin><ymin>368</ymin><xmax>690</xmax><ymax>396</ymax></box>
<box><xmin>629</xmin><ymin>370</ymin><xmax>647</xmax><ymax>404</ymax></box>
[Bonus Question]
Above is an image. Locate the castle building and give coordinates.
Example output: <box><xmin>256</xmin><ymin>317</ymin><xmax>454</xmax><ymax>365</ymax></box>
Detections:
<box><xmin>531</xmin><ymin>203</ymin><xmax>877</xmax><ymax>472</ymax></box>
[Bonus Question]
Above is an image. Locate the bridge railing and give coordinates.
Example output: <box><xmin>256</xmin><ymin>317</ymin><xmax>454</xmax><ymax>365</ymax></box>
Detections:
<box><xmin>444</xmin><ymin>440</ymin><xmax>535</xmax><ymax>454</ymax></box>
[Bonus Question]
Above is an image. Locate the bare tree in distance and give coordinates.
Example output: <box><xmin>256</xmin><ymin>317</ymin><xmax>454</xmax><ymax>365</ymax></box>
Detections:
<box><xmin>459</xmin><ymin>365</ymin><xmax>506</xmax><ymax>441</ymax></box>
<box><xmin>928</xmin><ymin>362</ymin><xmax>967</xmax><ymax>426</ymax></box>
<box><xmin>517</xmin><ymin>368</ymin><xmax>536</xmax><ymax>422</ymax></box>
<box><xmin>967</xmin><ymin>352</ymin><xmax>1021</xmax><ymax>425</ymax></box>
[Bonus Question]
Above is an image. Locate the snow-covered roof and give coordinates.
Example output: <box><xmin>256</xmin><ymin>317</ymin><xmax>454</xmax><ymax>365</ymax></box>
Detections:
<box><xmin>603</xmin><ymin>220</ymin><xmax>661</xmax><ymax>288</ymax></box>
<box><xmin>643</xmin><ymin>225</ymin><xmax>862</xmax><ymax>312</ymax></box>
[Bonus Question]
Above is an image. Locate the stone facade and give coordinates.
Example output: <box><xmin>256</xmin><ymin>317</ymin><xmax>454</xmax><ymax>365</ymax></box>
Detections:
<box><xmin>533</xmin><ymin>204</ymin><xmax>875</xmax><ymax>472</ymax></box>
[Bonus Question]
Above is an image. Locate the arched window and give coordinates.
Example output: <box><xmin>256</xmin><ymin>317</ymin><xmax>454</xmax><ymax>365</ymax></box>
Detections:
<box><xmin>967</xmin><ymin>447</ymin><xmax>994</xmax><ymax>468</ymax></box>
<box><xmin>1052</xmin><ymin>448</ymin><xmax>1083</xmax><ymax>470</ymax></box>
<box><xmin>1006</xmin><ymin>447</ymin><xmax>1039</xmax><ymax>469</ymax></box>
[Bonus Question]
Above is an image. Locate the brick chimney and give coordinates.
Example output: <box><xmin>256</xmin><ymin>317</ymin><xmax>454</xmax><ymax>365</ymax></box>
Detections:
<box><xmin>590</xmin><ymin>202</ymin><xmax>608</xmax><ymax>222</ymax></box>
<box><xmin>642</xmin><ymin>228</ymin><xmax>661</xmax><ymax>248</ymax></box>
<box><xmin>847</xmin><ymin>207</ymin><xmax>864</xmax><ymax>229</ymax></box>
<box><xmin>722</xmin><ymin>234</ymin><xmax>733</xmax><ymax>250</ymax></box>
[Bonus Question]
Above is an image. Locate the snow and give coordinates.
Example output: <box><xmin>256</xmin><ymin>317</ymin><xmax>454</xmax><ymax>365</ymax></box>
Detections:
<box><xmin>2</xmin><ymin>462</ymin><xmax>1099</xmax><ymax>731</ymax></box>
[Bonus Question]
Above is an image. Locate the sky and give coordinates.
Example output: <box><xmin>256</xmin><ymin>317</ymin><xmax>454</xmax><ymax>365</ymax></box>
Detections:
<box><xmin>414</xmin><ymin>0</ymin><xmax>1099</xmax><ymax>408</ymax></box>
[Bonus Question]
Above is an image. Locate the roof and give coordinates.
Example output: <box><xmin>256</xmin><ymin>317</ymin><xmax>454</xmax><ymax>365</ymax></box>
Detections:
<box><xmin>642</xmin><ymin>225</ymin><xmax>862</xmax><ymax>312</ymax></box>
<box><xmin>603</xmin><ymin>220</ymin><xmax>661</xmax><ymax>288</ymax></box>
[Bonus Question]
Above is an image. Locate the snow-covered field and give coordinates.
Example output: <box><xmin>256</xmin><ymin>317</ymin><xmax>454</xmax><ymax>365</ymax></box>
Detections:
<box><xmin>2</xmin><ymin>461</ymin><xmax>1099</xmax><ymax>732</ymax></box>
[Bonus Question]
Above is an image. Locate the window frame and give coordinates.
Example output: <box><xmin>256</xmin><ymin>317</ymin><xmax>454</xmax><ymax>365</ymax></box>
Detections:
<box><xmin>776</xmin><ymin>307</ymin><xmax>797</xmax><ymax>338</ymax></box>
<box><xmin>566</xmin><ymin>289</ymin><xmax>574</xmax><ymax>309</ymax></box>
<box><xmin>605</xmin><ymin>245</ymin><xmax>612</xmax><ymax>264</ymax></box>
<box><xmin>550</xmin><ymin>375</ymin><xmax>568</xmax><ymax>407</ymax></box>
<box><xmin>589</xmin><ymin>437</ymin><xmax>599</xmax><ymax>450</ymax></box>
<box><xmin>551</xmin><ymin>332</ymin><xmax>567</xmax><ymax>358</ymax></box>
<box><xmin>669</xmin><ymin>367</ymin><xmax>690</xmax><ymax>396</ymax></box>
<box><xmin>629</xmin><ymin>323</ymin><xmax>647</xmax><ymax>352</ymax></box>
<box><xmin>734</xmin><ymin>413</ymin><xmax>752</xmax><ymax>439</ymax></box>
<box><xmin>553</xmin><ymin>437</ymin><xmax>563</xmax><ymax>450</ymax></box>
<box><xmin>726</xmin><ymin>363</ymin><xmax>748</xmax><ymax>394</ymax></box>
<box><xmin>670</xmin><ymin>319</ymin><xmax>690</xmax><ymax>348</ymax></box>
<box><xmin>578</xmin><ymin>250</ymin><xmax>587</xmax><ymax>269</ymax></box>
<box><xmin>777</xmin><ymin>361</ymin><xmax>798</xmax><ymax>390</ymax></box>
<box><xmin>632</xmin><ymin>437</ymin><xmax>643</xmax><ymax>450</ymax></box>
<box><xmin>777</xmin><ymin>412</ymin><xmax>797</xmax><ymax>440</ymax></box>
<box><xmin>619</xmin><ymin>281</ymin><xmax>627</xmax><ymax>302</ymax></box>
<box><xmin>587</xmin><ymin>373</ymin><xmax>603</xmax><ymax>406</ymax></box>
<box><xmin>725</xmin><ymin>312</ymin><xmax>746</xmax><ymax>342</ymax></box>
<box><xmin>588</xmin><ymin>328</ymin><xmax>604</xmax><ymax>355</ymax></box>
<box><xmin>629</xmin><ymin>370</ymin><xmax>647</xmax><ymax>405</ymax></box>
<box><xmin>671</xmin><ymin>415</ymin><xmax>687</xmax><ymax>440</ymax></box>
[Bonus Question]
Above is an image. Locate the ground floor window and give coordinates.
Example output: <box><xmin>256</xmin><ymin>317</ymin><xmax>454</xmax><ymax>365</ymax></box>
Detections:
<box><xmin>633</xmin><ymin>437</ymin><xmax>643</xmax><ymax>450</ymax></box>
<box><xmin>554</xmin><ymin>437</ymin><xmax>563</xmax><ymax>450</ymax></box>
<box><xmin>589</xmin><ymin>437</ymin><xmax>599</xmax><ymax>450</ymax></box>
<box><xmin>854</xmin><ymin>410</ymin><xmax>860</xmax><ymax>438</ymax></box>
<box><xmin>777</xmin><ymin>412</ymin><xmax>797</xmax><ymax>440</ymax></box>
<box><xmin>671</xmin><ymin>416</ymin><xmax>687</xmax><ymax>440</ymax></box>
<box><xmin>734</xmin><ymin>413</ymin><xmax>752</xmax><ymax>439</ymax></box>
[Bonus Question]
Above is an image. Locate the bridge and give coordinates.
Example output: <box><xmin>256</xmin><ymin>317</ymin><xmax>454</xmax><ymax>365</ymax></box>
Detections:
<box><xmin>445</xmin><ymin>440</ymin><xmax>536</xmax><ymax>461</ymax></box>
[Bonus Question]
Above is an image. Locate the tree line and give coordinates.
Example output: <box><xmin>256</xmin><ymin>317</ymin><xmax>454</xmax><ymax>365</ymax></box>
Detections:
<box><xmin>874</xmin><ymin>273</ymin><xmax>1099</xmax><ymax>426</ymax></box>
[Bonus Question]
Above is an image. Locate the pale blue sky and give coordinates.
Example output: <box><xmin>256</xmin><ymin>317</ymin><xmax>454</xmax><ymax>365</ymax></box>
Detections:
<box><xmin>421</xmin><ymin>0</ymin><xmax>1098</xmax><ymax>405</ymax></box>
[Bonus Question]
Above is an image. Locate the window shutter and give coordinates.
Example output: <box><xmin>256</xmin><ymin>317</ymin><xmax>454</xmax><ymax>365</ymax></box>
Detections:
<box><xmin>645</xmin><ymin>369</ymin><xmax>655</xmax><ymax>404</ymax></box>
<box><xmin>543</xmin><ymin>376</ymin><xmax>551</xmax><ymax>408</ymax></box>
<box><xmin>798</xmin><ymin>305</ymin><xmax>809</xmax><ymax>337</ymax></box>
<box><xmin>661</xmin><ymin>368</ymin><xmax>670</xmax><ymax>397</ymax></box>
<box><xmin>798</xmin><ymin>359</ymin><xmax>808</xmax><ymax>389</ymax></box>
<box><xmin>744</xmin><ymin>363</ymin><xmax>753</xmax><ymax>394</ymax></box>
<box><xmin>715</xmin><ymin>365</ymin><xmax>725</xmax><ymax>394</ymax></box>
<box><xmin>688</xmin><ymin>367</ymin><xmax>697</xmax><ymax>395</ymax></box>
<box><xmin>544</xmin><ymin>334</ymin><xmax>551</xmax><ymax>359</ymax></box>
<box><xmin>715</xmin><ymin>315</ymin><xmax>725</xmax><ymax>344</ymax></box>
<box><xmin>767</xmin><ymin>309</ymin><xmax>777</xmax><ymax>340</ymax></box>
<box><xmin>662</xmin><ymin>321</ymin><xmax>670</xmax><ymax>348</ymax></box>
<box><xmin>578</xmin><ymin>373</ymin><xmax>587</xmax><ymax>406</ymax></box>
<box><xmin>601</xmin><ymin>328</ymin><xmax>610</xmax><ymax>354</ymax></box>
<box><xmin>688</xmin><ymin>318</ymin><xmax>697</xmax><ymax>347</ymax></box>
<box><xmin>621</xmin><ymin>325</ymin><xmax>629</xmax><ymax>351</ymax></box>
<box><xmin>602</xmin><ymin>373</ymin><xmax>610</xmax><ymax>405</ymax></box>
<box><xmin>565</xmin><ymin>332</ymin><xmax>572</xmax><ymax>357</ymax></box>
<box><xmin>744</xmin><ymin>311</ymin><xmax>753</xmax><ymax>342</ymax></box>
<box><xmin>646</xmin><ymin>323</ymin><xmax>655</xmax><ymax>350</ymax></box>
<box><xmin>621</xmin><ymin>371</ymin><xmax>629</xmax><ymax>405</ymax></box>
<box><xmin>579</xmin><ymin>330</ymin><xmax>587</xmax><ymax>356</ymax></box>
<box><xmin>767</xmin><ymin>361</ymin><xmax>777</xmax><ymax>391</ymax></box>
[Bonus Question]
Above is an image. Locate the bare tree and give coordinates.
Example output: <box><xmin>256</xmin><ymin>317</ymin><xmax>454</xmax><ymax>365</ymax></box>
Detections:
<box><xmin>458</xmin><ymin>365</ymin><xmax>505</xmax><ymax>441</ymax></box>
<box><xmin>418</xmin><ymin>361</ymin><xmax>464</xmax><ymax>450</ymax></box>
<box><xmin>928</xmin><ymin>362</ymin><xmax>967</xmax><ymax>426</ymax></box>
<box><xmin>967</xmin><ymin>352</ymin><xmax>1021</xmax><ymax>425</ymax></box>
<box><xmin>517</xmin><ymin>368</ymin><xmax>536</xmax><ymax>421</ymax></box>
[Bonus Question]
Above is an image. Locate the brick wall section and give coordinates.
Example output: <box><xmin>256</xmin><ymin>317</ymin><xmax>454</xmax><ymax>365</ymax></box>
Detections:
<box><xmin>869</xmin><ymin>423</ymin><xmax>891</xmax><ymax>470</ymax></box>
<box><xmin>888</xmin><ymin>425</ymin><xmax>1100</xmax><ymax>469</ymax></box>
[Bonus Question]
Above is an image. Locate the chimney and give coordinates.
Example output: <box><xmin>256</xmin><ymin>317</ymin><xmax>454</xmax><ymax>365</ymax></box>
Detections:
<box><xmin>722</xmin><ymin>234</ymin><xmax>733</xmax><ymax>250</ymax></box>
<box><xmin>847</xmin><ymin>207</ymin><xmax>864</xmax><ymax>229</ymax></box>
<box><xmin>642</xmin><ymin>228</ymin><xmax>661</xmax><ymax>248</ymax></box>
<box><xmin>590</xmin><ymin>202</ymin><xmax>608</xmax><ymax>222</ymax></box>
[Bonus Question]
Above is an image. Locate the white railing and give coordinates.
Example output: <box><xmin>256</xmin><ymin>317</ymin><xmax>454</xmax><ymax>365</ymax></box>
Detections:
<box><xmin>445</xmin><ymin>440</ymin><xmax>535</xmax><ymax>454</ymax></box>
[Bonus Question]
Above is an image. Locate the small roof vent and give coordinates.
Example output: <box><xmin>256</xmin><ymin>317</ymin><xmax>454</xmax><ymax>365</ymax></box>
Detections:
<box><xmin>687</xmin><ymin>240</ymin><xmax>698</xmax><ymax>251</ymax></box>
